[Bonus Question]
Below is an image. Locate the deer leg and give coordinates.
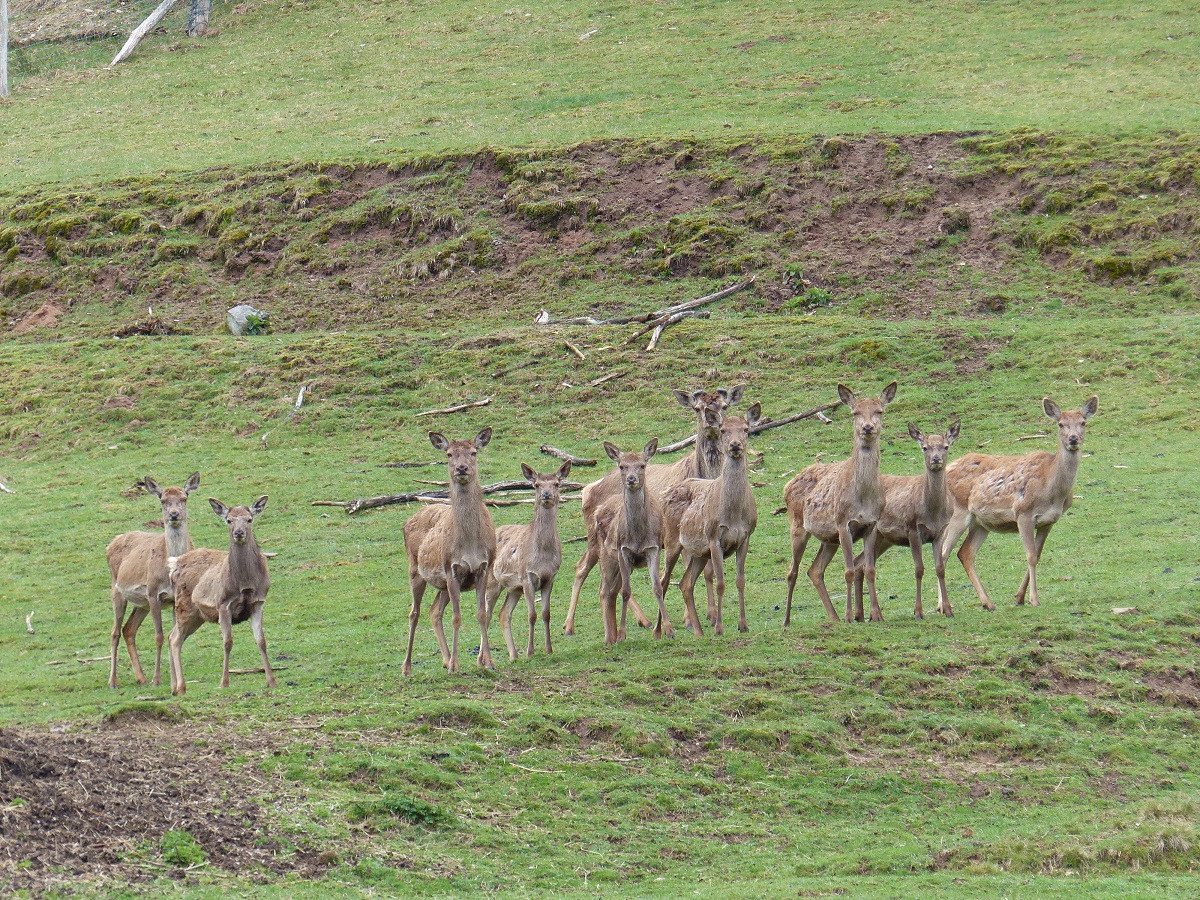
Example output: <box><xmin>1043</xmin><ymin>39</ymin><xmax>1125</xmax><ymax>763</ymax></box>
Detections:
<box><xmin>564</xmin><ymin>543</ymin><xmax>596</xmax><ymax>635</ymax></box>
<box><xmin>500</xmin><ymin>589</ymin><xmax>519</xmax><ymax>661</ymax></box>
<box><xmin>541</xmin><ymin>579</ymin><xmax>554</xmax><ymax>655</ymax></box>
<box><xmin>933</xmin><ymin>528</ymin><xmax>953</xmax><ymax>617</ymax></box>
<box><xmin>476</xmin><ymin>569</ymin><xmax>495</xmax><ymax>671</ymax></box>
<box><xmin>168</xmin><ymin>611</ymin><xmax>203</xmax><ymax>697</ymax></box>
<box><xmin>1015</xmin><ymin>525</ymin><xmax>1052</xmax><ymax>605</ymax></box>
<box><xmin>906</xmin><ymin>536</ymin><xmax>925</xmax><ymax>619</ymax></box>
<box><xmin>599</xmin><ymin>558</ymin><xmax>619</xmax><ymax>647</ymax></box>
<box><xmin>1016</xmin><ymin>515</ymin><xmax>1043</xmax><ymax>607</ymax></box>
<box><xmin>121</xmin><ymin>603</ymin><xmax>150</xmax><ymax>686</ymax></box>
<box><xmin>678</xmin><ymin>555</ymin><xmax>707</xmax><ymax>637</ymax></box>
<box><xmin>807</xmin><ymin>540</ymin><xmax>841</xmax><ymax>623</ymax></box>
<box><xmin>218</xmin><ymin>604</ymin><xmax>234</xmax><ymax>689</ymax></box>
<box><xmin>938</xmin><ymin>508</ymin><xmax>971</xmax><ymax>614</ymax></box>
<box><xmin>957</xmin><ymin>523</ymin><xmax>994</xmax><ymax>610</ymax></box>
<box><xmin>524</xmin><ymin>574</ymin><xmax>538</xmax><ymax>658</ymax></box>
<box><xmin>402</xmin><ymin>577</ymin><xmax>427</xmax><ymax>676</ymax></box>
<box><xmin>735</xmin><ymin>538</ymin><xmax>750</xmax><ymax>634</ymax></box>
<box><xmin>851</xmin><ymin>548</ymin><xmax>866</xmax><ymax>626</ymax></box>
<box><xmin>447</xmin><ymin>579</ymin><xmax>464</xmax><ymax>674</ymax></box>
<box><xmin>784</xmin><ymin>527</ymin><xmax>811</xmax><ymax>627</ymax></box>
<box><xmin>616</xmin><ymin>551</ymin><xmax>635</xmax><ymax>644</ymax></box>
<box><xmin>110</xmin><ymin>590</ymin><xmax>127</xmax><ymax>689</ymax></box>
<box><xmin>250</xmin><ymin>602</ymin><xmax>277</xmax><ymax>688</ymax></box>
<box><xmin>838</xmin><ymin>524</ymin><xmax>862</xmax><ymax>622</ymax></box>
<box><xmin>647</xmin><ymin>546</ymin><xmax>673</xmax><ymax>641</ymax></box>
<box><xmin>658</xmin><ymin>543</ymin><xmax>684</xmax><ymax>631</ymax></box>
<box><xmin>431</xmin><ymin>589</ymin><xmax>452</xmax><ymax>668</ymax></box>
<box><xmin>861</xmin><ymin>528</ymin><xmax>883</xmax><ymax>622</ymax></box>
<box><xmin>704</xmin><ymin>559</ymin><xmax>717</xmax><ymax>626</ymax></box>
<box><xmin>149</xmin><ymin>594</ymin><xmax>167</xmax><ymax>687</ymax></box>
<box><xmin>709</xmin><ymin>537</ymin><xmax>726</xmax><ymax>636</ymax></box>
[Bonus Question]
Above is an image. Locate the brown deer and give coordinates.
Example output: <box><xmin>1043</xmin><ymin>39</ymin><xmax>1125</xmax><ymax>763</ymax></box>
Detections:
<box><xmin>402</xmin><ymin>428</ymin><xmax>497</xmax><ymax>674</ymax></box>
<box><xmin>852</xmin><ymin>420</ymin><xmax>961</xmax><ymax>620</ymax></box>
<box><xmin>106</xmin><ymin>472</ymin><xmax>200</xmax><ymax>688</ymax></box>
<box><xmin>783</xmin><ymin>381</ymin><xmax>898</xmax><ymax>624</ymax></box>
<box><xmin>166</xmin><ymin>496</ymin><xmax>274</xmax><ymax>696</ymax></box>
<box><xmin>562</xmin><ymin>385</ymin><xmax>741</xmax><ymax>635</ymax></box>
<box><xmin>593</xmin><ymin>439</ymin><xmax>670</xmax><ymax>645</ymax></box>
<box><xmin>660</xmin><ymin>403</ymin><xmax>762</xmax><ymax>636</ymax></box>
<box><xmin>938</xmin><ymin>396</ymin><xmax>1098</xmax><ymax>610</ymax></box>
<box><xmin>484</xmin><ymin>461</ymin><xmax>571</xmax><ymax>661</ymax></box>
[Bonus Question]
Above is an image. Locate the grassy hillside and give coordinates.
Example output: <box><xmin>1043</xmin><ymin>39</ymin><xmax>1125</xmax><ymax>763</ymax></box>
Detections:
<box><xmin>3</xmin><ymin>0</ymin><xmax>1200</xmax><ymax>186</ymax></box>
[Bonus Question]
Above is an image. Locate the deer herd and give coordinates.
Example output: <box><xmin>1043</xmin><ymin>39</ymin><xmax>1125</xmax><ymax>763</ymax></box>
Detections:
<box><xmin>104</xmin><ymin>382</ymin><xmax>1099</xmax><ymax>690</ymax></box>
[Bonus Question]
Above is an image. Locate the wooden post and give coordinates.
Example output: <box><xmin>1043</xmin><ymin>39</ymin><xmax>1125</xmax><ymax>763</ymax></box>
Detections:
<box><xmin>187</xmin><ymin>0</ymin><xmax>213</xmax><ymax>37</ymax></box>
<box><xmin>2</xmin><ymin>0</ymin><xmax>10</xmax><ymax>100</ymax></box>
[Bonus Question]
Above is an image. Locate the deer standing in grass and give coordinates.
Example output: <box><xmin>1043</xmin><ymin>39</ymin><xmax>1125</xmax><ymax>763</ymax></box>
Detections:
<box><xmin>783</xmin><ymin>382</ymin><xmax>898</xmax><ymax>624</ymax></box>
<box><xmin>593</xmin><ymin>439</ymin><xmax>670</xmax><ymax>645</ymax></box>
<box><xmin>167</xmin><ymin>496</ymin><xmax>274</xmax><ymax>696</ymax></box>
<box><xmin>563</xmin><ymin>385</ymin><xmax>741</xmax><ymax>635</ymax></box>
<box><xmin>660</xmin><ymin>403</ymin><xmax>762</xmax><ymax>636</ymax></box>
<box><xmin>485</xmin><ymin>461</ymin><xmax>571</xmax><ymax>661</ymax></box>
<box><xmin>852</xmin><ymin>420</ymin><xmax>961</xmax><ymax>620</ymax></box>
<box><xmin>402</xmin><ymin>429</ymin><xmax>497</xmax><ymax>674</ymax></box>
<box><xmin>106</xmin><ymin>472</ymin><xmax>200</xmax><ymax>688</ymax></box>
<box><xmin>938</xmin><ymin>396</ymin><xmax>1098</xmax><ymax>611</ymax></box>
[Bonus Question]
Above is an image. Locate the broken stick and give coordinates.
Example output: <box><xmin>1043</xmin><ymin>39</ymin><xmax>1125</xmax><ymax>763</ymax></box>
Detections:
<box><xmin>540</xmin><ymin>445</ymin><xmax>597</xmax><ymax>467</ymax></box>
<box><xmin>414</xmin><ymin>397</ymin><xmax>493</xmax><ymax>418</ymax></box>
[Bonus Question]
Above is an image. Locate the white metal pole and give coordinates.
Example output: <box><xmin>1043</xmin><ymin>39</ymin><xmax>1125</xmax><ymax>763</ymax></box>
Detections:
<box><xmin>1</xmin><ymin>0</ymin><xmax>10</xmax><ymax>99</ymax></box>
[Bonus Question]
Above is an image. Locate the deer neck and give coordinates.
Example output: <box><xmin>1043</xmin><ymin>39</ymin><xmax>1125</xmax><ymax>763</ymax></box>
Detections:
<box><xmin>717</xmin><ymin>452</ymin><xmax>752</xmax><ymax>520</ymax></box>
<box><xmin>622</xmin><ymin>483</ymin><xmax>654</xmax><ymax>547</ymax></box>
<box><xmin>694</xmin><ymin>420</ymin><xmax>722</xmax><ymax>479</ymax></box>
<box><xmin>1051</xmin><ymin>442</ymin><xmax>1083</xmax><ymax>502</ymax></box>
<box><xmin>851</xmin><ymin>437</ymin><xmax>883</xmax><ymax>504</ymax></box>
<box><xmin>226</xmin><ymin>531</ymin><xmax>266</xmax><ymax>589</ymax></box>
<box><xmin>532</xmin><ymin>501</ymin><xmax>560</xmax><ymax>553</ymax></box>
<box><xmin>923</xmin><ymin>466</ymin><xmax>951</xmax><ymax>519</ymax></box>
<box><xmin>449</xmin><ymin>475</ymin><xmax>489</xmax><ymax>545</ymax></box>
<box><xmin>164</xmin><ymin>521</ymin><xmax>190</xmax><ymax>558</ymax></box>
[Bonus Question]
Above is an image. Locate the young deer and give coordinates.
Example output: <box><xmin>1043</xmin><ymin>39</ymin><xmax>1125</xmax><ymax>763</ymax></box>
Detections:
<box><xmin>402</xmin><ymin>428</ymin><xmax>497</xmax><ymax>674</ymax></box>
<box><xmin>939</xmin><ymin>396</ymin><xmax>1098</xmax><ymax>610</ymax></box>
<box><xmin>593</xmin><ymin>439</ymin><xmax>670</xmax><ymax>645</ymax></box>
<box><xmin>852</xmin><ymin>420</ymin><xmax>961</xmax><ymax>620</ymax></box>
<box><xmin>167</xmin><ymin>496</ymin><xmax>274</xmax><ymax>696</ymax></box>
<box><xmin>484</xmin><ymin>461</ymin><xmax>571</xmax><ymax>661</ymax></box>
<box><xmin>660</xmin><ymin>403</ymin><xmax>762</xmax><ymax>636</ymax></box>
<box><xmin>563</xmin><ymin>385</ymin><xmax>740</xmax><ymax>635</ymax></box>
<box><xmin>106</xmin><ymin>472</ymin><xmax>200</xmax><ymax>688</ymax></box>
<box><xmin>783</xmin><ymin>382</ymin><xmax>898</xmax><ymax>624</ymax></box>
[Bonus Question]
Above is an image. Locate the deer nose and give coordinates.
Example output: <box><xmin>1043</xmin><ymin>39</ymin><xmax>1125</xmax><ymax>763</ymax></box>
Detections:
<box><xmin>862</xmin><ymin>424</ymin><xmax>875</xmax><ymax>436</ymax></box>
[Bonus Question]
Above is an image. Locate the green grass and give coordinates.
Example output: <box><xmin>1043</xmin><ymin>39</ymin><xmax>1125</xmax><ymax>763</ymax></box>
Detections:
<box><xmin>3</xmin><ymin>0</ymin><xmax>1200</xmax><ymax>186</ymax></box>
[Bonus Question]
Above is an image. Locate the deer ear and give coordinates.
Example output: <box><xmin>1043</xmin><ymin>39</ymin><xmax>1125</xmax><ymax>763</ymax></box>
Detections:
<box><xmin>837</xmin><ymin>384</ymin><xmax>856</xmax><ymax>407</ymax></box>
<box><xmin>672</xmin><ymin>389</ymin><xmax>695</xmax><ymax>410</ymax></box>
<box><xmin>250</xmin><ymin>495</ymin><xmax>269</xmax><ymax>518</ymax></box>
<box><xmin>474</xmin><ymin>427</ymin><xmax>493</xmax><ymax>449</ymax></box>
<box><xmin>603</xmin><ymin>441</ymin><xmax>622</xmax><ymax>462</ymax></box>
<box><xmin>745</xmin><ymin>402</ymin><xmax>762</xmax><ymax>426</ymax></box>
<box><xmin>209</xmin><ymin>498</ymin><xmax>230</xmax><ymax>520</ymax></box>
<box><xmin>557</xmin><ymin>460</ymin><xmax>573</xmax><ymax>481</ymax></box>
<box><xmin>722</xmin><ymin>384</ymin><xmax>745</xmax><ymax>405</ymax></box>
<box><xmin>880</xmin><ymin>381</ymin><xmax>898</xmax><ymax>406</ymax></box>
<box><xmin>184</xmin><ymin>472</ymin><xmax>201</xmax><ymax>495</ymax></box>
<box><xmin>143</xmin><ymin>477</ymin><xmax>163</xmax><ymax>498</ymax></box>
<box><xmin>1043</xmin><ymin>398</ymin><xmax>1062</xmax><ymax>421</ymax></box>
<box><xmin>429</xmin><ymin>432</ymin><xmax>450</xmax><ymax>451</ymax></box>
<box><xmin>946</xmin><ymin>418</ymin><xmax>961</xmax><ymax>445</ymax></box>
<box><xmin>1081</xmin><ymin>396</ymin><xmax>1099</xmax><ymax>420</ymax></box>
<box><xmin>907</xmin><ymin>423</ymin><xmax>923</xmax><ymax>443</ymax></box>
<box><xmin>520</xmin><ymin>463</ymin><xmax>537</xmax><ymax>483</ymax></box>
<box><xmin>643</xmin><ymin>438</ymin><xmax>659</xmax><ymax>460</ymax></box>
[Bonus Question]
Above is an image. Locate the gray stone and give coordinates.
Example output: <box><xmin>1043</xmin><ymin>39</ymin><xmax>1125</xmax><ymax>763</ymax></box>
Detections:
<box><xmin>227</xmin><ymin>304</ymin><xmax>269</xmax><ymax>336</ymax></box>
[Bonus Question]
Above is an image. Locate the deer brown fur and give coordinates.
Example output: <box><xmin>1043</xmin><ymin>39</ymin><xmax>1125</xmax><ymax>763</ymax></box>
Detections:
<box><xmin>783</xmin><ymin>382</ymin><xmax>898</xmax><ymax>624</ymax></box>
<box><xmin>562</xmin><ymin>385</ymin><xmax>741</xmax><ymax>635</ymax></box>
<box><xmin>852</xmin><ymin>420</ymin><xmax>961</xmax><ymax>620</ymax></box>
<box><xmin>167</xmin><ymin>496</ymin><xmax>274</xmax><ymax>696</ymax></box>
<box><xmin>593</xmin><ymin>439</ymin><xmax>670</xmax><ymax>645</ymax></box>
<box><xmin>402</xmin><ymin>428</ymin><xmax>497</xmax><ymax>674</ymax></box>
<box><xmin>938</xmin><ymin>396</ymin><xmax>1098</xmax><ymax>610</ymax></box>
<box><xmin>660</xmin><ymin>404</ymin><xmax>762</xmax><ymax>636</ymax></box>
<box><xmin>106</xmin><ymin>472</ymin><xmax>200</xmax><ymax>688</ymax></box>
<box><xmin>485</xmin><ymin>461</ymin><xmax>571</xmax><ymax>661</ymax></box>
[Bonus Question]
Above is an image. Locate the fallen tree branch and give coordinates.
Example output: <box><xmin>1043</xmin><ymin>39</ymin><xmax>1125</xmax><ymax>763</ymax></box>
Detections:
<box><xmin>110</xmin><ymin>0</ymin><xmax>178</xmax><ymax>66</ymax></box>
<box><xmin>648</xmin><ymin>310</ymin><xmax>710</xmax><ymax>350</ymax></box>
<box><xmin>378</xmin><ymin>460</ymin><xmax>440</xmax><ymax>469</ymax></box>
<box><xmin>491</xmin><ymin>359</ymin><xmax>539</xmax><ymax>378</ymax></box>
<box><xmin>230</xmin><ymin>666</ymin><xmax>290</xmax><ymax>676</ymax></box>
<box><xmin>540</xmin><ymin>445</ymin><xmax>597</xmax><ymax>467</ymax></box>
<box><xmin>316</xmin><ymin>480</ymin><xmax>587</xmax><ymax>514</ymax></box>
<box><xmin>657</xmin><ymin>400</ymin><xmax>841</xmax><ymax>454</ymax></box>
<box><xmin>0</xmin><ymin>479</ymin><xmax>14</xmax><ymax>494</ymax></box>
<box><xmin>565</xmin><ymin>341</ymin><xmax>587</xmax><ymax>360</ymax></box>
<box><xmin>584</xmin><ymin>371</ymin><xmax>625</xmax><ymax>388</ymax></box>
<box><xmin>417</xmin><ymin>494</ymin><xmax>582</xmax><ymax>508</ymax></box>
<box><xmin>414</xmin><ymin>397</ymin><xmax>492</xmax><ymax>418</ymax></box>
<box><xmin>534</xmin><ymin>279</ymin><xmax>753</xmax><ymax>327</ymax></box>
<box><xmin>26</xmin><ymin>612</ymin><xmax>34</xmax><ymax>635</ymax></box>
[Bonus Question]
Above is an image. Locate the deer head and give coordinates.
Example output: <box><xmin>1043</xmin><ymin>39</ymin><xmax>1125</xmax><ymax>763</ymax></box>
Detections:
<box><xmin>838</xmin><ymin>381</ymin><xmax>897</xmax><ymax>446</ymax></box>
<box><xmin>709</xmin><ymin>402</ymin><xmax>762</xmax><ymax>459</ymax></box>
<box><xmin>907</xmin><ymin>419</ymin><xmax>961</xmax><ymax>472</ymax></box>
<box><xmin>521</xmin><ymin>461</ymin><xmax>571</xmax><ymax>508</ymax></box>
<box><xmin>209</xmin><ymin>496</ymin><xmax>268</xmax><ymax>546</ymax></box>
<box><xmin>1044</xmin><ymin>396</ymin><xmax>1098</xmax><ymax>453</ymax></box>
<box><xmin>673</xmin><ymin>385</ymin><xmax>744</xmax><ymax>440</ymax></box>
<box><xmin>603</xmin><ymin>439</ymin><xmax>659</xmax><ymax>492</ymax></box>
<box><xmin>144</xmin><ymin>472</ymin><xmax>200</xmax><ymax>529</ymax></box>
<box><xmin>430</xmin><ymin>427</ymin><xmax>492</xmax><ymax>485</ymax></box>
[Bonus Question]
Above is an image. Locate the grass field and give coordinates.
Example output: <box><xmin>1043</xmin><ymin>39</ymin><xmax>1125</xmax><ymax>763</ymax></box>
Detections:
<box><xmin>2</xmin><ymin>0</ymin><xmax>1200</xmax><ymax>896</ymax></box>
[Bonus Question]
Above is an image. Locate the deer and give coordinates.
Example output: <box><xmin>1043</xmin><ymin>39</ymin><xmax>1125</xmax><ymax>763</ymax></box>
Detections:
<box><xmin>484</xmin><ymin>461</ymin><xmax>571</xmax><ymax>661</ymax></box>
<box><xmin>106</xmin><ymin>472</ymin><xmax>200</xmax><ymax>688</ymax></box>
<box><xmin>660</xmin><ymin>403</ymin><xmax>762</xmax><ymax>636</ymax></box>
<box><xmin>783</xmin><ymin>381</ymin><xmax>898</xmax><ymax>624</ymax></box>
<box><xmin>402</xmin><ymin>428</ymin><xmax>497</xmax><ymax>674</ymax></box>
<box><xmin>938</xmin><ymin>396</ymin><xmax>1098</xmax><ymax>611</ymax></box>
<box><xmin>562</xmin><ymin>385</ymin><xmax>742</xmax><ymax>636</ymax></box>
<box><xmin>593</xmin><ymin>439</ymin><xmax>671</xmax><ymax>646</ymax></box>
<box><xmin>166</xmin><ymin>496</ymin><xmax>274</xmax><ymax>697</ymax></box>
<box><xmin>851</xmin><ymin>420</ymin><xmax>961</xmax><ymax>620</ymax></box>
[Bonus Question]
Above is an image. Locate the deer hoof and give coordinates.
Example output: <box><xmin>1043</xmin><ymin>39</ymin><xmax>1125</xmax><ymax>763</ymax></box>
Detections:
<box><xmin>738</xmin><ymin>622</ymin><xmax>748</xmax><ymax>633</ymax></box>
<box><xmin>714</xmin><ymin>624</ymin><xmax>724</xmax><ymax>636</ymax></box>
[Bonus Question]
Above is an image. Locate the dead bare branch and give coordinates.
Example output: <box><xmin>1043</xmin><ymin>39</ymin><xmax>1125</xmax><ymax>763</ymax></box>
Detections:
<box><xmin>414</xmin><ymin>397</ymin><xmax>493</xmax><ymax>418</ymax></box>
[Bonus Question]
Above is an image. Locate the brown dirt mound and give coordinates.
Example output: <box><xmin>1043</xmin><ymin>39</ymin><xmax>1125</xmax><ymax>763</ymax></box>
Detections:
<box><xmin>12</xmin><ymin>301</ymin><xmax>64</xmax><ymax>333</ymax></box>
<box><xmin>0</xmin><ymin>721</ymin><xmax>325</xmax><ymax>895</ymax></box>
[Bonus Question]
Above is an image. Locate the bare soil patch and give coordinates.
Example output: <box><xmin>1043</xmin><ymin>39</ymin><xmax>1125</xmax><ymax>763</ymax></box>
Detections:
<box><xmin>12</xmin><ymin>301</ymin><xmax>64</xmax><ymax>333</ymax></box>
<box><xmin>0</xmin><ymin>719</ymin><xmax>327</xmax><ymax>895</ymax></box>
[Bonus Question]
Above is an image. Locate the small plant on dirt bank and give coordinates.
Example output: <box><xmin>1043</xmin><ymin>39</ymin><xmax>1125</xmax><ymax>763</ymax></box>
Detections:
<box><xmin>160</xmin><ymin>829</ymin><xmax>206</xmax><ymax>867</ymax></box>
